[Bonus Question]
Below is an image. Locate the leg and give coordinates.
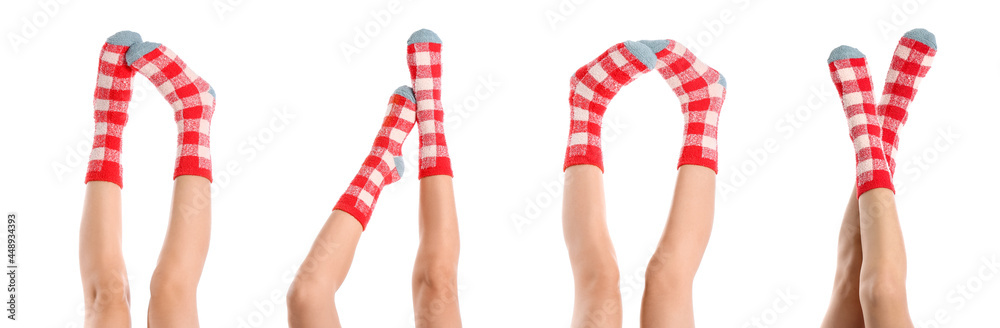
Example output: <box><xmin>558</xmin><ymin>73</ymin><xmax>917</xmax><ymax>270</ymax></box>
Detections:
<box><xmin>563</xmin><ymin>165</ymin><xmax>622</xmax><ymax>328</ymax></box>
<box><xmin>79</xmin><ymin>182</ymin><xmax>132</xmax><ymax>327</ymax></box>
<box><xmin>638</xmin><ymin>39</ymin><xmax>727</xmax><ymax>327</ymax></box>
<box><xmin>79</xmin><ymin>31</ymin><xmax>144</xmax><ymax>328</ymax></box>
<box><xmin>412</xmin><ymin>176</ymin><xmax>461</xmax><ymax>327</ymax></box>
<box><xmin>406</xmin><ymin>29</ymin><xmax>462</xmax><ymax>327</ymax></box>
<box><xmin>147</xmin><ymin>176</ymin><xmax>212</xmax><ymax>327</ymax></box>
<box><xmin>820</xmin><ymin>187</ymin><xmax>865</xmax><ymax>328</ymax></box>
<box><xmin>857</xmin><ymin>189</ymin><xmax>913</xmax><ymax>327</ymax></box>
<box><xmin>639</xmin><ymin>165</ymin><xmax>714</xmax><ymax>327</ymax></box>
<box><xmin>286</xmin><ymin>211</ymin><xmax>363</xmax><ymax>328</ymax></box>
<box><xmin>289</xmin><ymin>86</ymin><xmax>417</xmax><ymax>327</ymax></box>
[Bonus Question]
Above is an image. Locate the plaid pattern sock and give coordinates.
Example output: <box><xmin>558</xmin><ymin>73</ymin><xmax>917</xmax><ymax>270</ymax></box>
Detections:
<box><xmin>878</xmin><ymin>28</ymin><xmax>937</xmax><ymax>176</ymax></box>
<box><xmin>828</xmin><ymin>46</ymin><xmax>894</xmax><ymax>196</ymax></box>
<box><xmin>407</xmin><ymin>29</ymin><xmax>453</xmax><ymax>179</ymax></box>
<box><xmin>126</xmin><ymin>42</ymin><xmax>216</xmax><ymax>182</ymax></box>
<box><xmin>641</xmin><ymin>40</ymin><xmax>727</xmax><ymax>173</ymax></box>
<box><xmin>334</xmin><ymin>87</ymin><xmax>417</xmax><ymax>229</ymax></box>
<box><xmin>85</xmin><ymin>31</ymin><xmax>143</xmax><ymax>188</ymax></box>
<box><xmin>563</xmin><ymin>41</ymin><xmax>657</xmax><ymax>171</ymax></box>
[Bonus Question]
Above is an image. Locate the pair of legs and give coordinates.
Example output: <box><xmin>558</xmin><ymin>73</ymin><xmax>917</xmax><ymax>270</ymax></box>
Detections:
<box><xmin>562</xmin><ymin>164</ymin><xmax>715</xmax><ymax>327</ymax></box>
<box><xmin>286</xmin><ymin>175</ymin><xmax>461</xmax><ymax>327</ymax></box>
<box><xmin>821</xmin><ymin>187</ymin><xmax>912</xmax><ymax>327</ymax></box>
<box><xmin>79</xmin><ymin>176</ymin><xmax>211</xmax><ymax>327</ymax></box>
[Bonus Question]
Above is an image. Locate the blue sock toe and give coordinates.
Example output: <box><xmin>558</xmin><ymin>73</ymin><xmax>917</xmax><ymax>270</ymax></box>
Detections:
<box><xmin>125</xmin><ymin>41</ymin><xmax>161</xmax><ymax>66</ymax></box>
<box><xmin>393</xmin><ymin>85</ymin><xmax>416</xmax><ymax>103</ymax></box>
<box><xmin>623</xmin><ymin>40</ymin><xmax>657</xmax><ymax>71</ymax></box>
<box><xmin>407</xmin><ymin>29</ymin><xmax>441</xmax><ymax>45</ymax></box>
<box><xmin>903</xmin><ymin>28</ymin><xmax>937</xmax><ymax>50</ymax></box>
<box><xmin>638</xmin><ymin>39</ymin><xmax>670</xmax><ymax>54</ymax></box>
<box><xmin>718</xmin><ymin>74</ymin><xmax>727</xmax><ymax>89</ymax></box>
<box><xmin>827</xmin><ymin>45</ymin><xmax>865</xmax><ymax>63</ymax></box>
<box><xmin>107</xmin><ymin>30</ymin><xmax>142</xmax><ymax>47</ymax></box>
<box><xmin>208</xmin><ymin>87</ymin><xmax>216</xmax><ymax>98</ymax></box>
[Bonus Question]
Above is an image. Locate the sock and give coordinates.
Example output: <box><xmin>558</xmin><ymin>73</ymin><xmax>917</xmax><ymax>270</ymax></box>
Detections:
<box><xmin>828</xmin><ymin>46</ymin><xmax>894</xmax><ymax>196</ymax></box>
<box><xmin>640</xmin><ymin>39</ymin><xmax>727</xmax><ymax>173</ymax></box>
<box><xmin>85</xmin><ymin>31</ymin><xmax>143</xmax><ymax>188</ymax></box>
<box><xmin>563</xmin><ymin>41</ymin><xmax>657</xmax><ymax>171</ymax></box>
<box><xmin>126</xmin><ymin>41</ymin><xmax>216</xmax><ymax>182</ymax></box>
<box><xmin>333</xmin><ymin>87</ymin><xmax>417</xmax><ymax>229</ymax></box>
<box><xmin>878</xmin><ymin>28</ymin><xmax>937</xmax><ymax>176</ymax></box>
<box><xmin>407</xmin><ymin>29</ymin><xmax>453</xmax><ymax>178</ymax></box>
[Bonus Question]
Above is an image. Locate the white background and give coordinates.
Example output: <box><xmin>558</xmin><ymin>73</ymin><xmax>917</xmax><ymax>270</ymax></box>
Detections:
<box><xmin>1</xmin><ymin>0</ymin><xmax>998</xmax><ymax>327</ymax></box>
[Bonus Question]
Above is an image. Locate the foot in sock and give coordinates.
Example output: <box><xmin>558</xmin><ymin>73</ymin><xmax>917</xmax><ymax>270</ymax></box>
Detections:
<box><xmin>333</xmin><ymin>87</ymin><xmax>417</xmax><ymax>229</ymax></box>
<box><xmin>563</xmin><ymin>41</ymin><xmax>658</xmax><ymax>171</ymax></box>
<box><xmin>126</xmin><ymin>41</ymin><xmax>216</xmax><ymax>182</ymax></box>
<box><xmin>407</xmin><ymin>29</ymin><xmax>454</xmax><ymax>178</ymax></box>
<box><xmin>639</xmin><ymin>39</ymin><xmax>727</xmax><ymax>173</ymax></box>
<box><xmin>828</xmin><ymin>46</ymin><xmax>894</xmax><ymax>196</ymax></box>
<box><xmin>85</xmin><ymin>30</ymin><xmax>143</xmax><ymax>188</ymax></box>
<box><xmin>877</xmin><ymin>28</ymin><xmax>937</xmax><ymax>176</ymax></box>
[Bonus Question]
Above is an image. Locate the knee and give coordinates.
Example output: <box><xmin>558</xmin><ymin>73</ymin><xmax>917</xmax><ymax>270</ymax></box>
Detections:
<box><xmin>148</xmin><ymin>270</ymin><xmax>196</xmax><ymax>302</ymax></box>
<box><xmin>575</xmin><ymin>263</ymin><xmax>620</xmax><ymax>295</ymax></box>
<box><xmin>84</xmin><ymin>274</ymin><xmax>131</xmax><ymax>313</ymax></box>
<box><xmin>644</xmin><ymin>254</ymin><xmax>694</xmax><ymax>289</ymax></box>
<box><xmin>859</xmin><ymin>272</ymin><xmax>906</xmax><ymax>308</ymax></box>
<box><xmin>286</xmin><ymin>276</ymin><xmax>334</xmax><ymax>311</ymax></box>
<box><xmin>413</xmin><ymin>262</ymin><xmax>458</xmax><ymax>294</ymax></box>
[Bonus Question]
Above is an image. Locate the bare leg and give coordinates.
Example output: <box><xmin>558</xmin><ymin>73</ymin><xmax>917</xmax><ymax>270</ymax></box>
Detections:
<box><xmin>286</xmin><ymin>210</ymin><xmax>363</xmax><ymax>328</ymax></box>
<box><xmin>857</xmin><ymin>189</ymin><xmax>913</xmax><ymax>327</ymax></box>
<box><xmin>412</xmin><ymin>175</ymin><xmax>462</xmax><ymax>327</ymax></box>
<box><xmin>79</xmin><ymin>181</ymin><xmax>132</xmax><ymax>327</ymax></box>
<box><xmin>563</xmin><ymin>165</ymin><xmax>622</xmax><ymax>328</ymax></box>
<box><xmin>820</xmin><ymin>187</ymin><xmax>866</xmax><ymax>328</ymax></box>
<box><xmin>144</xmin><ymin>176</ymin><xmax>212</xmax><ymax>327</ymax></box>
<box><xmin>639</xmin><ymin>165</ymin><xmax>714</xmax><ymax>327</ymax></box>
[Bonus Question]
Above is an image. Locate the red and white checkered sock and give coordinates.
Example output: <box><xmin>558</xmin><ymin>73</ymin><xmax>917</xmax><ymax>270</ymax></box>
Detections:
<box><xmin>828</xmin><ymin>46</ymin><xmax>894</xmax><ymax>196</ymax></box>
<box><xmin>333</xmin><ymin>87</ymin><xmax>417</xmax><ymax>229</ymax></box>
<box><xmin>878</xmin><ymin>28</ymin><xmax>937</xmax><ymax>176</ymax></box>
<box><xmin>641</xmin><ymin>40</ymin><xmax>727</xmax><ymax>173</ymax></box>
<box><xmin>563</xmin><ymin>41</ymin><xmax>657</xmax><ymax>171</ymax></box>
<box><xmin>85</xmin><ymin>31</ymin><xmax>143</xmax><ymax>188</ymax></box>
<box><xmin>126</xmin><ymin>41</ymin><xmax>216</xmax><ymax>182</ymax></box>
<box><xmin>407</xmin><ymin>29</ymin><xmax>453</xmax><ymax>178</ymax></box>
